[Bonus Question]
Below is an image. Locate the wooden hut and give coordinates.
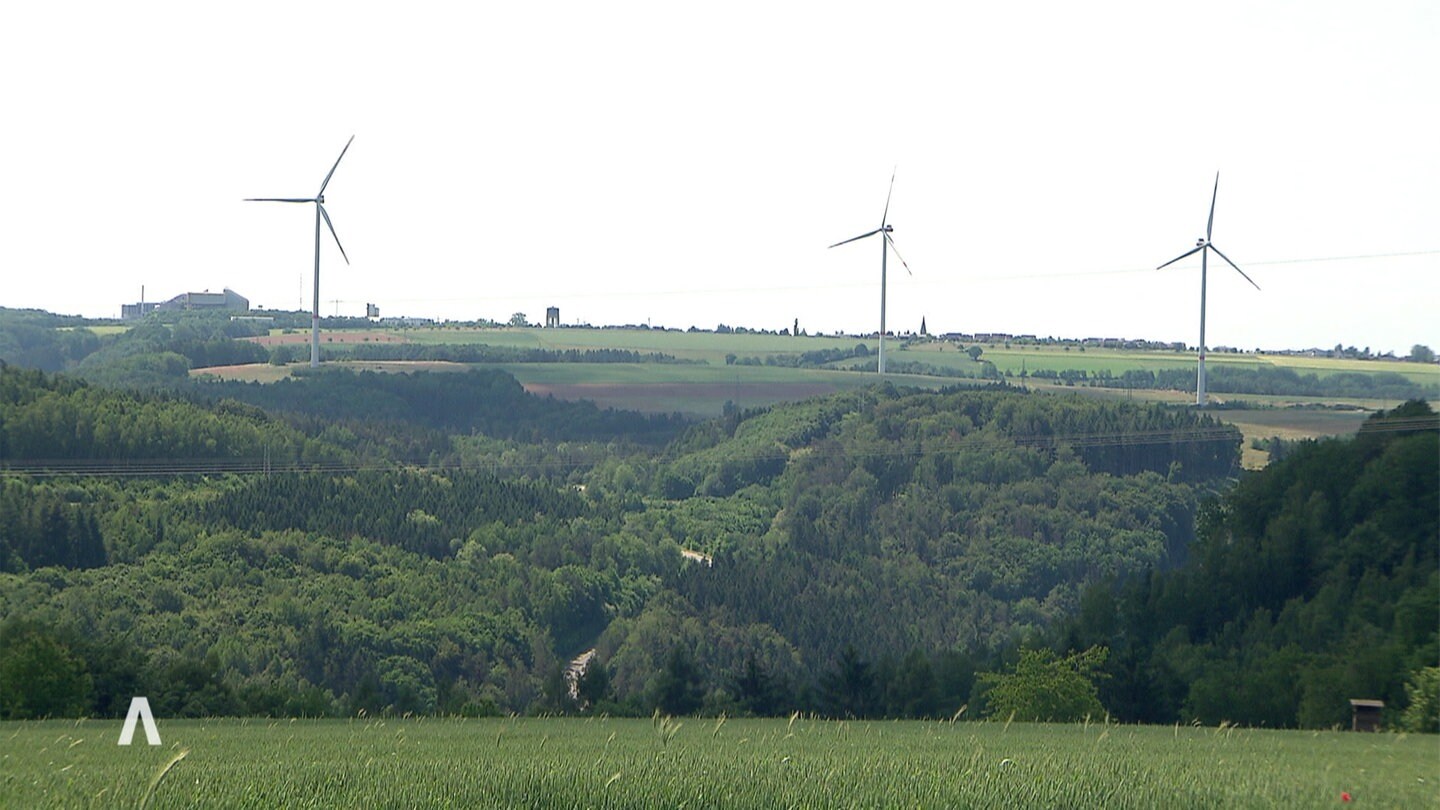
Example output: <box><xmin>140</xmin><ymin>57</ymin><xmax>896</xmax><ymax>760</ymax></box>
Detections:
<box><xmin>1348</xmin><ymin>699</ymin><xmax>1384</xmax><ymax>732</ymax></box>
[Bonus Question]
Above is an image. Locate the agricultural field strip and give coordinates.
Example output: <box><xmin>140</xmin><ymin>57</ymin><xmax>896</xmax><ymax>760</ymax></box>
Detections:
<box><xmin>190</xmin><ymin>359</ymin><xmax>1397</xmax><ymax>442</ymax></box>
<box><xmin>298</xmin><ymin>326</ymin><xmax>1439</xmax><ymax>384</ymax></box>
<box><xmin>978</xmin><ymin>347</ymin><xmax>1438</xmax><ymax>383</ymax></box>
<box><xmin>208</xmin><ymin>326</ymin><xmax>1434</xmax><ymax>432</ymax></box>
<box><xmin>194</xmin><ymin>359</ymin><xmax>1422</xmax><ymax>410</ymax></box>
<box><xmin>392</xmin><ymin>327</ymin><xmax>866</xmax><ymax>364</ymax></box>
<box><xmin>3</xmin><ymin>718</ymin><xmax>1433</xmax><ymax>808</ymax></box>
<box><xmin>1220</xmin><ymin>409</ymin><xmax>1372</xmax><ymax>438</ymax></box>
<box><xmin>494</xmin><ymin>363</ymin><xmax>877</xmax><ymax>385</ymax></box>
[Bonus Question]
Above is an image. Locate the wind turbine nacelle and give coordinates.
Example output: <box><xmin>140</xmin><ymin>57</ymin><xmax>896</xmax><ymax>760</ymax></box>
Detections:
<box><xmin>884</xmin><ymin>224</ymin><xmax>894</xmax><ymax>232</ymax></box>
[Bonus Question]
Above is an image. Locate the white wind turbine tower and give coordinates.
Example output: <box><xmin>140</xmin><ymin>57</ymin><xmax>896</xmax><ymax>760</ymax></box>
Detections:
<box><xmin>829</xmin><ymin>168</ymin><xmax>910</xmax><ymax>375</ymax></box>
<box><xmin>246</xmin><ymin>136</ymin><xmax>354</xmax><ymax>368</ymax></box>
<box><xmin>1156</xmin><ymin>172</ymin><xmax>1261</xmax><ymax>406</ymax></box>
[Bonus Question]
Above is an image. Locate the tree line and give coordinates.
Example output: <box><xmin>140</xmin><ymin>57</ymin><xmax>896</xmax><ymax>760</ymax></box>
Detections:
<box><xmin>1094</xmin><ymin>365</ymin><xmax>1435</xmax><ymax>401</ymax></box>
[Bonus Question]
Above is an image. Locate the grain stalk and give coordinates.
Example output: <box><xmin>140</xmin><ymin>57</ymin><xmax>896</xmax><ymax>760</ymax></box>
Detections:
<box><xmin>652</xmin><ymin>710</ymin><xmax>683</xmax><ymax>748</ymax></box>
<box><xmin>139</xmin><ymin>748</ymin><xmax>189</xmax><ymax>810</ymax></box>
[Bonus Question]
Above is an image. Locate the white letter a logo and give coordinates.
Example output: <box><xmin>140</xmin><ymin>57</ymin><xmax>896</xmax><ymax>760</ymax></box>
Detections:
<box><xmin>118</xmin><ymin>696</ymin><xmax>161</xmax><ymax>746</ymax></box>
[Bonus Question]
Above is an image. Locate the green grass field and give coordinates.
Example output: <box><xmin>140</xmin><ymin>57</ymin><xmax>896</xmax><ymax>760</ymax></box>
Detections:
<box><xmin>501</xmin><ymin>364</ymin><xmax>966</xmax><ymax>416</ymax></box>
<box><xmin>922</xmin><ymin>342</ymin><xmax>1440</xmax><ymax>386</ymax></box>
<box><xmin>256</xmin><ymin>325</ymin><xmax>1440</xmax><ymax>388</ymax></box>
<box><xmin>58</xmin><ymin>325</ymin><xmax>130</xmax><ymax>336</ymax></box>
<box><xmin>335</xmin><ymin>327</ymin><xmax>1440</xmax><ymax>387</ymax></box>
<box><xmin>376</xmin><ymin>326</ymin><xmax>868</xmax><ymax>366</ymax></box>
<box><xmin>4</xmin><ymin>717</ymin><xmax>1434</xmax><ymax>808</ymax></box>
<box><xmin>211</xmin><ymin>325</ymin><xmax>1437</xmax><ymax>437</ymax></box>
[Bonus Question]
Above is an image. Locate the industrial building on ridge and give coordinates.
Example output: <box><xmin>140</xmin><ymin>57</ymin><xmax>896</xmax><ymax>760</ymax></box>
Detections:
<box><xmin>122</xmin><ymin>288</ymin><xmax>249</xmax><ymax>319</ymax></box>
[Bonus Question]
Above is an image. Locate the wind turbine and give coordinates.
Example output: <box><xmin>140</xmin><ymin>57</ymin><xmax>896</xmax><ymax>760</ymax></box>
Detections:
<box><xmin>1156</xmin><ymin>172</ymin><xmax>1260</xmax><ymax>406</ymax></box>
<box><xmin>246</xmin><ymin>136</ymin><xmax>354</xmax><ymax>368</ymax></box>
<box><xmin>829</xmin><ymin>168</ymin><xmax>910</xmax><ymax>375</ymax></box>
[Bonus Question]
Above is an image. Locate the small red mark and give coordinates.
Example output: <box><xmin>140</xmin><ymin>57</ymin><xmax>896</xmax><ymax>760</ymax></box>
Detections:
<box><xmin>1340</xmin><ymin>792</ymin><xmax>1351</xmax><ymax>803</ymax></box>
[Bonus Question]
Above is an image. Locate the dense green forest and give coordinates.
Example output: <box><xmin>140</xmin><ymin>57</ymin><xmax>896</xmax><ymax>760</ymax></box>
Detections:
<box><xmin>0</xmin><ymin>365</ymin><xmax>332</xmax><ymax>465</ymax></box>
<box><xmin>0</xmin><ymin>308</ymin><xmax>271</xmax><ymax>384</ymax></box>
<box><xmin>1055</xmin><ymin>401</ymin><xmax>1439</xmax><ymax>729</ymax></box>
<box><xmin>0</xmin><ymin>309</ymin><xmax>103</xmax><ymax>371</ymax></box>
<box><xmin>0</xmin><ymin>361</ymin><xmax>1434</xmax><ymax>731</ymax></box>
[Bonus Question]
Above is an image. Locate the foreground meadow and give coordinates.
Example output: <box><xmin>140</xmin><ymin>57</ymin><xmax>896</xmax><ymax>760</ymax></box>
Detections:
<box><xmin>3</xmin><ymin>717</ymin><xmax>1434</xmax><ymax>808</ymax></box>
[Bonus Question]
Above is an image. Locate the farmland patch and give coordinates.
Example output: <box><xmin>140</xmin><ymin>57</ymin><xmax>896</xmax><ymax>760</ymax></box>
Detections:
<box><xmin>3</xmin><ymin>718</ymin><xmax>1432</xmax><ymax>808</ymax></box>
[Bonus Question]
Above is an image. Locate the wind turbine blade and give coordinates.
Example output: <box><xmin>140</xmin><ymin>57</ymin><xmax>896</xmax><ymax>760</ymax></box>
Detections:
<box><xmin>1208</xmin><ymin>244</ymin><xmax>1259</xmax><ymax>290</ymax></box>
<box><xmin>884</xmin><ymin>232</ymin><xmax>911</xmax><ymax>275</ymax></box>
<box><xmin>829</xmin><ymin>228</ymin><xmax>883</xmax><ymax>249</ymax></box>
<box><xmin>317</xmin><ymin>135</ymin><xmax>355</xmax><ymax>197</ymax></box>
<box><xmin>881</xmin><ymin>166</ymin><xmax>896</xmax><ymax>226</ymax></box>
<box><xmin>319</xmin><ymin>204</ymin><xmax>350</xmax><ymax>265</ymax></box>
<box><xmin>1156</xmin><ymin>244</ymin><xmax>1205</xmax><ymax>270</ymax></box>
<box><xmin>245</xmin><ymin>197</ymin><xmax>317</xmax><ymax>203</ymax></box>
<box><xmin>1206</xmin><ymin>171</ymin><xmax>1219</xmax><ymax>241</ymax></box>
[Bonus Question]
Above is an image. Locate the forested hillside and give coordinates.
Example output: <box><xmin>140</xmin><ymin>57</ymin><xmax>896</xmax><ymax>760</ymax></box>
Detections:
<box><xmin>1058</xmin><ymin>401</ymin><xmax>1438</xmax><ymax>729</ymax></box>
<box><xmin>0</xmin><ymin>365</ymin><xmax>320</xmax><ymax>463</ymax></box>
<box><xmin>2</xmin><ymin>363</ymin><xmax>1433</xmax><ymax>730</ymax></box>
<box><xmin>0</xmin><ymin>364</ymin><xmax>347</xmax><ymax>575</ymax></box>
<box><xmin>0</xmin><ymin>309</ymin><xmax>272</xmax><ymax>384</ymax></box>
<box><xmin>0</xmin><ymin>309</ymin><xmax>100</xmax><ymax>371</ymax></box>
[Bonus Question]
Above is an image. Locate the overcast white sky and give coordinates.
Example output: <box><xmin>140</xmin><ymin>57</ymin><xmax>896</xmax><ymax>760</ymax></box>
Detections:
<box><xmin>1</xmin><ymin>1</ymin><xmax>1435</xmax><ymax>353</ymax></box>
